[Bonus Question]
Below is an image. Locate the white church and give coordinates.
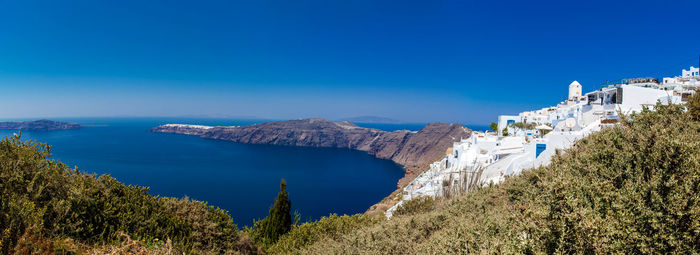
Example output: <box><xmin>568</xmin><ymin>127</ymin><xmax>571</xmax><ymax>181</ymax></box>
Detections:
<box><xmin>568</xmin><ymin>80</ymin><xmax>582</xmax><ymax>100</ymax></box>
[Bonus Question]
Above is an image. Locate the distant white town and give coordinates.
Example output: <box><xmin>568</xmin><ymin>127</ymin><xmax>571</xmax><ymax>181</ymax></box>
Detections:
<box><xmin>387</xmin><ymin>64</ymin><xmax>700</xmax><ymax>217</ymax></box>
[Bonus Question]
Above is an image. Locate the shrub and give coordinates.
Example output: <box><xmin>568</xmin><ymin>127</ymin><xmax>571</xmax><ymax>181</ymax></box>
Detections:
<box><xmin>600</xmin><ymin>118</ymin><xmax>619</xmax><ymax>124</ymax></box>
<box><xmin>0</xmin><ymin>135</ymin><xmax>253</xmax><ymax>254</ymax></box>
<box><xmin>159</xmin><ymin>197</ymin><xmax>240</xmax><ymax>254</ymax></box>
<box><xmin>268</xmin><ymin>214</ymin><xmax>380</xmax><ymax>254</ymax></box>
<box><xmin>510</xmin><ymin>122</ymin><xmax>537</xmax><ymax>130</ymax></box>
<box><xmin>687</xmin><ymin>89</ymin><xmax>700</xmax><ymax>120</ymax></box>
<box><xmin>393</xmin><ymin>196</ymin><xmax>435</xmax><ymax>217</ymax></box>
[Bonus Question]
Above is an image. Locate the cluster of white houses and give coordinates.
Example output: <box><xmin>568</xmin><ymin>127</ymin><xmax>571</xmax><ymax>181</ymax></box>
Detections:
<box><xmin>387</xmin><ymin>64</ymin><xmax>699</xmax><ymax>218</ymax></box>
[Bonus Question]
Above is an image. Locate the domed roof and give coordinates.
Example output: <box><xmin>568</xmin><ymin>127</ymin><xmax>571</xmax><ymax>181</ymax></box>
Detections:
<box><xmin>569</xmin><ymin>81</ymin><xmax>581</xmax><ymax>87</ymax></box>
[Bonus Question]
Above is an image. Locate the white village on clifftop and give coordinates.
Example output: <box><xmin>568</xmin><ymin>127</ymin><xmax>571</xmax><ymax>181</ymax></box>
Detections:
<box><xmin>387</xmin><ymin>64</ymin><xmax>700</xmax><ymax>217</ymax></box>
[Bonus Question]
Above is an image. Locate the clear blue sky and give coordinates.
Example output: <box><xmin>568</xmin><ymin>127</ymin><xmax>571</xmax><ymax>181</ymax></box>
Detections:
<box><xmin>1</xmin><ymin>0</ymin><xmax>698</xmax><ymax>125</ymax></box>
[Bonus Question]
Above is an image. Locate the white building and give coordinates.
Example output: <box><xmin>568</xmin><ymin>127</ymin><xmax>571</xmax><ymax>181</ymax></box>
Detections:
<box><xmin>662</xmin><ymin>66</ymin><xmax>700</xmax><ymax>95</ymax></box>
<box><xmin>497</xmin><ymin>115</ymin><xmax>519</xmax><ymax>136</ymax></box>
<box><xmin>387</xmin><ymin>63</ymin><xmax>699</xmax><ymax>218</ymax></box>
<box><xmin>682</xmin><ymin>66</ymin><xmax>699</xmax><ymax>78</ymax></box>
<box><xmin>568</xmin><ymin>80</ymin><xmax>582</xmax><ymax>100</ymax></box>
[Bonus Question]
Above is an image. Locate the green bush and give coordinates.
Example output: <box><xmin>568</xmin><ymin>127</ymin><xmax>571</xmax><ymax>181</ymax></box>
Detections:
<box><xmin>510</xmin><ymin>122</ymin><xmax>537</xmax><ymax>130</ymax></box>
<box><xmin>268</xmin><ymin>214</ymin><xmax>380</xmax><ymax>254</ymax></box>
<box><xmin>0</xmin><ymin>135</ymin><xmax>251</xmax><ymax>254</ymax></box>
<box><xmin>298</xmin><ymin>103</ymin><xmax>700</xmax><ymax>254</ymax></box>
<box><xmin>159</xmin><ymin>197</ymin><xmax>240</xmax><ymax>254</ymax></box>
<box><xmin>687</xmin><ymin>89</ymin><xmax>700</xmax><ymax>120</ymax></box>
<box><xmin>393</xmin><ymin>196</ymin><xmax>435</xmax><ymax>216</ymax></box>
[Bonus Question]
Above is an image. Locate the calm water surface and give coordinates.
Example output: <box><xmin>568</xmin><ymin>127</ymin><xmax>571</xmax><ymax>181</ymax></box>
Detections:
<box><xmin>0</xmin><ymin>118</ymin><xmax>488</xmax><ymax>226</ymax></box>
<box><xmin>0</xmin><ymin>118</ymin><xmax>406</xmax><ymax>226</ymax></box>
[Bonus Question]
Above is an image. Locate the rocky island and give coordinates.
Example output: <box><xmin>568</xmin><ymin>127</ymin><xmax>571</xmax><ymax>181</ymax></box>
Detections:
<box><xmin>0</xmin><ymin>119</ymin><xmax>82</xmax><ymax>131</ymax></box>
<box><xmin>152</xmin><ymin>118</ymin><xmax>471</xmax><ymax>187</ymax></box>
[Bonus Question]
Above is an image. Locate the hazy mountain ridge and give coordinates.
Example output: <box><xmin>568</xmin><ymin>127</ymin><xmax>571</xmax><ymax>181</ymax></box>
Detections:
<box><xmin>339</xmin><ymin>116</ymin><xmax>404</xmax><ymax>124</ymax></box>
<box><xmin>0</xmin><ymin>119</ymin><xmax>81</xmax><ymax>131</ymax></box>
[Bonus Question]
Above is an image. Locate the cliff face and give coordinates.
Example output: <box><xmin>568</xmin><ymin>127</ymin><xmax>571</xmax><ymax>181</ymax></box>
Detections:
<box><xmin>152</xmin><ymin>118</ymin><xmax>471</xmax><ymax>187</ymax></box>
<box><xmin>0</xmin><ymin>119</ymin><xmax>81</xmax><ymax>131</ymax></box>
<box><xmin>201</xmin><ymin>119</ymin><xmax>384</xmax><ymax>149</ymax></box>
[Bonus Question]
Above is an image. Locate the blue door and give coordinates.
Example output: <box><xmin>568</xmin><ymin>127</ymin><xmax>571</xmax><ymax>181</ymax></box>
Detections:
<box><xmin>536</xmin><ymin>144</ymin><xmax>546</xmax><ymax>158</ymax></box>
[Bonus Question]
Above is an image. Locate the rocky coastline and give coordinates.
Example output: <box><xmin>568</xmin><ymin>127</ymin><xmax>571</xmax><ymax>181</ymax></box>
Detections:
<box><xmin>152</xmin><ymin>118</ymin><xmax>471</xmax><ymax>187</ymax></box>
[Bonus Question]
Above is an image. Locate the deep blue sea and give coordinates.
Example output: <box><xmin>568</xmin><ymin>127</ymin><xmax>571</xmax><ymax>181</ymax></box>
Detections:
<box><xmin>0</xmin><ymin>118</ymin><xmax>488</xmax><ymax>226</ymax></box>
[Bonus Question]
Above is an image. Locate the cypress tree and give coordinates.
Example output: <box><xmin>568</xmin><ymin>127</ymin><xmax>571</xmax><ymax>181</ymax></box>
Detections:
<box><xmin>253</xmin><ymin>179</ymin><xmax>292</xmax><ymax>246</ymax></box>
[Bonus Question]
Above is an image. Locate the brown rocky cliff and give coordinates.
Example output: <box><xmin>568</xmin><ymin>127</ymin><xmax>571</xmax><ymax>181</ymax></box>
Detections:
<box><xmin>377</xmin><ymin>123</ymin><xmax>471</xmax><ymax>187</ymax></box>
<box><xmin>151</xmin><ymin>118</ymin><xmax>471</xmax><ymax>187</ymax></box>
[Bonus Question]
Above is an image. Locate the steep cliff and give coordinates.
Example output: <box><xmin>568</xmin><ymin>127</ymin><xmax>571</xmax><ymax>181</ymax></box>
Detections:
<box><xmin>152</xmin><ymin>118</ymin><xmax>471</xmax><ymax>187</ymax></box>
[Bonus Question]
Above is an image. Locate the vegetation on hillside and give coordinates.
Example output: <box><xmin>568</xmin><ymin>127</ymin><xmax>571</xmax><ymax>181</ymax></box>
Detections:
<box><xmin>393</xmin><ymin>196</ymin><xmax>435</xmax><ymax>217</ymax></box>
<box><xmin>688</xmin><ymin>89</ymin><xmax>700</xmax><ymax>120</ymax></box>
<box><xmin>287</xmin><ymin>101</ymin><xmax>699</xmax><ymax>254</ymax></box>
<box><xmin>0</xmin><ymin>135</ymin><xmax>255</xmax><ymax>254</ymax></box>
<box><xmin>268</xmin><ymin>214</ymin><xmax>379</xmax><ymax>254</ymax></box>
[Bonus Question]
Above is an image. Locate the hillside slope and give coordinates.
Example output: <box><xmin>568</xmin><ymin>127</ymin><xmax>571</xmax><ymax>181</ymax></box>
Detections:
<box><xmin>280</xmin><ymin>103</ymin><xmax>700</xmax><ymax>254</ymax></box>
